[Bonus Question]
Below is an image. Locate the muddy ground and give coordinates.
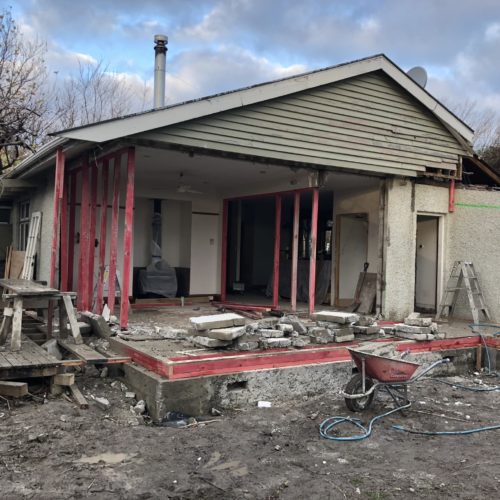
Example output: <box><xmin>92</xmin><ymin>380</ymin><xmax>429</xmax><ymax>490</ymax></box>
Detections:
<box><xmin>1</xmin><ymin>367</ymin><xmax>500</xmax><ymax>500</ymax></box>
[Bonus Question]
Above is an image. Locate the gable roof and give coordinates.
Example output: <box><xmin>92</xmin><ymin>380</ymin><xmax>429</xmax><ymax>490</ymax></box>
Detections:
<box><xmin>53</xmin><ymin>54</ymin><xmax>473</xmax><ymax>145</ymax></box>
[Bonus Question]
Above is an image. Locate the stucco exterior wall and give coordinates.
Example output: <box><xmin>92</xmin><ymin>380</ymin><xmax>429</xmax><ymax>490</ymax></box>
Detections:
<box><xmin>446</xmin><ymin>187</ymin><xmax>500</xmax><ymax>321</ymax></box>
<box><xmin>383</xmin><ymin>178</ymin><xmax>416</xmax><ymax>319</ymax></box>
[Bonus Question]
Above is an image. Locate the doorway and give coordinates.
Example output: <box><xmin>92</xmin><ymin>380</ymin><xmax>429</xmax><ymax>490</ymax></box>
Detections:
<box><xmin>335</xmin><ymin>213</ymin><xmax>369</xmax><ymax>306</ymax></box>
<box><xmin>415</xmin><ymin>215</ymin><xmax>439</xmax><ymax>313</ymax></box>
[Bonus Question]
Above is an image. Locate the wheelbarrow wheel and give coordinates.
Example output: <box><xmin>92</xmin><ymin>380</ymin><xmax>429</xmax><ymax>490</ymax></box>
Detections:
<box><xmin>344</xmin><ymin>373</ymin><xmax>375</xmax><ymax>412</ymax></box>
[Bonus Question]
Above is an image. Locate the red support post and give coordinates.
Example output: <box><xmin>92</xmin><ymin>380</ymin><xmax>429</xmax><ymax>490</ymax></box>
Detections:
<box><xmin>220</xmin><ymin>199</ymin><xmax>229</xmax><ymax>302</ymax></box>
<box><xmin>87</xmin><ymin>161</ymin><xmax>98</xmax><ymax>308</ymax></box>
<box><xmin>308</xmin><ymin>188</ymin><xmax>319</xmax><ymax>316</ymax></box>
<box><xmin>67</xmin><ymin>173</ymin><xmax>77</xmax><ymax>290</ymax></box>
<box><xmin>272</xmin><ymin>194</ymin><xmax>282</xmax><ymax>309</ymax></box>
<box><xmin>96</xmin><ymin>160</ymin><xmax>109</xmax><ymax>314</ymax></box>
<box><xmin>49</xmin><ymin>148</ymin><xmax>65</xmax><ymax>288</ymax></box>
<box><xmin>77</xmin><ymin>158</ymin><xmax>90</xmax><ymax>310</ymax></box>
<box><xmin>108</xmin><ymin>154</ymin><xmax>121</xmax><ymax>315</ymax></box>
<box><xmin>60</xmin><ymin>175</ymin><xmax>69</xmax><ymax>291</ymax></box>
<box><xmin>449</xmin><ymin>178</ymin><xmax>455</xmax><ymax>213</ymax></box>
<box><xmin>291</xmin><ymin>191</ymin><xmax>300</xmax><ymax>312</ymax></box>
<box><xmin>120</xmin><ymin>147</ymin><xmax>135</xmax><ymax>329</ymax></box>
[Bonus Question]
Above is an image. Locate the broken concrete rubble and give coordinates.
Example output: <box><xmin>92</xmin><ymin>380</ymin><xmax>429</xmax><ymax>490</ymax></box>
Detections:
<box><xmin>193</xmin><ymin>336</ymin><xmax>232</xmax><ymax>348</ymax></box>
<box><xmin>312</xmin><ymin>311</ymin><xmax>359</xmax><ymax>324</ymax></box>
<box><xmin>259</xmin><ymin>337</ymin><xmax>292</xmax><ymax>349</ymax></box>
<box><xmin>190</xmin><ymin>313</ymin><xmax>245</xmax><ymax>331</ymax></box>
<box><xmin>206</xmin><ymin>326</ymin><xmax>245</xmax><ymax>341</ymax></box>
<box><xmin>393</xmin><ymin>313</ymin><xmax>443</xmax><ymax>341</ymax></box>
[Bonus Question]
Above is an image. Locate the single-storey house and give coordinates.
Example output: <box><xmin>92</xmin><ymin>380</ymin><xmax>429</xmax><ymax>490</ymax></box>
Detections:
<box><xmin>1</xmin><ymin>53</ymin><xmax>499</xmax><ymax>328</ymax></box>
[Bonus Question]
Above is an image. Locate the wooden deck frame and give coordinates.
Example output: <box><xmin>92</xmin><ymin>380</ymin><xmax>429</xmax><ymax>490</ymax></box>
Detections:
<box><xmin>119</xmin><ymin>147</ymin><xmax>135</xmax><ymax>329</ymax></box>
<box><xmin>96</xmin><ymin>159</ymin><xmax>109</xmax><ymax>314</ymax></box>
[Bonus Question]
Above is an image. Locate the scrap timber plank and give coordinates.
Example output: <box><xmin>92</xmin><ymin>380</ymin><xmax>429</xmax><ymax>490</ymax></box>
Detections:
<box><xmin>0</xmin><ymin>381</ymin><xmax>28</xmax><ymax>397</ymax></box>
<box><xmin>58</xmin><ymin>339</ymin><xmax>130</xmax><ymax>365</ymax></box>
<box><xmin>69</xmin><ymin>384</ymin><xmax>89</xmax><ymax>409</ymax></box>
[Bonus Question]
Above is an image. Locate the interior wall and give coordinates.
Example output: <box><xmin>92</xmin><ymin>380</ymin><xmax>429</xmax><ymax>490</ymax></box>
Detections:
<box><xmin>332</xmin><ymin>185</ymin><xmax>380</xmax><ymax>304</ymax></box>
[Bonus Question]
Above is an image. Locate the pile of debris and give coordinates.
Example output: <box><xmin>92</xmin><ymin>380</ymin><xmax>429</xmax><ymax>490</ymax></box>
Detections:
<box><xmin>393</xmin><ymin>312</ymin><xmax>444</xmax><ymax>341</ymax></box>
<box><xmin>189</xmin><ymin>311</ymin><xmax>382</xmax><ymax>351</ymax></box>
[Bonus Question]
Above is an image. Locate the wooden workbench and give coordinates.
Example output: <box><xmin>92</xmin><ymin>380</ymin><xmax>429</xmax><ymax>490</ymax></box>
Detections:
<box><xmin>0</xmin><ymin>279</ymin><xmax>82</xmax><ymax>352</ymax></box>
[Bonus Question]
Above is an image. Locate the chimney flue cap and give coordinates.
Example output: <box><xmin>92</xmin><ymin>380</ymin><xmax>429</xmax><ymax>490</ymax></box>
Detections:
<box><xmin>154</xmin><ymin>34</ymin><xmax>168</xmax><ymax>44</ymax></box>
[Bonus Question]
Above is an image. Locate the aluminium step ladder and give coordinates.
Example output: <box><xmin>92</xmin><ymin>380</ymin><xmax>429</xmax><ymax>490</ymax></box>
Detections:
<box><xmin>436</xmin><ymin>261</ymin><xmax>491</xmax><ymax>324</ymax></box>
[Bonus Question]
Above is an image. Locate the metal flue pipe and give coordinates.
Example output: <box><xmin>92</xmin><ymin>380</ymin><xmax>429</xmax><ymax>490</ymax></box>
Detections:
<box><xmin>153</xmin><ymin>34</ymin><xmax>168</xmax><ymax>108</ymax></box>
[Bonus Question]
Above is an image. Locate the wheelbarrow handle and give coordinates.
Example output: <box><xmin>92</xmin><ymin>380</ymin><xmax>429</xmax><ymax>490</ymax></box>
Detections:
<box><xmin>412</xmin><ymin>358</ymin><xmax>450</xmax><ymax>381</ymax></box>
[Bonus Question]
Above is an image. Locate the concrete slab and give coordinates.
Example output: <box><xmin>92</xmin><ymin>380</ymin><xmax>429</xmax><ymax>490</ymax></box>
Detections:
<box><xmin>312</xmin><ymin>311</ymin><xmax>359</xmax><ymax>324</ymax></box>
<box><xmin>190</xmin><ymin>313</ymin><xmax>245</xmax><ymax>331</ymax></box>
<box><xmin>207</xmin><ymin>326</ymin><xmax>245</xmax><ymax>341</ymax></box>
<box><xmin>193</xmin><ymin>336</ymin><xmax>232</xmax><ymax>348</ymax></box>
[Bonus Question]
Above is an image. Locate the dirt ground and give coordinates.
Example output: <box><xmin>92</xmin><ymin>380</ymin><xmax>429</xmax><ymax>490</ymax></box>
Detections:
<box><xmin>1</xmin><ymin>366</ymin><xmax>500</xmax><ymax>500</ymax></box>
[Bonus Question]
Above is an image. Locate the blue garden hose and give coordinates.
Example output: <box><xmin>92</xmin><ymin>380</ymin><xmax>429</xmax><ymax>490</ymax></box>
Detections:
<box><xmin>393</xmin><ymin>422</ymin><xmax>500</xmax><ymax>436</ymax></box>
<box><xmin>319</xmin><ymin>402</ymin><xmax>411</xmax><ymax>441</ymax></box>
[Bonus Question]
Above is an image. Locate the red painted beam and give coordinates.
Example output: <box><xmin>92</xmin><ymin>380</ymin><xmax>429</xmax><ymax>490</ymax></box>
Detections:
<box><xmin>96</xmin><ymin>160</ymin><xmax>109</xmax><ymax>314</ymax></box>
<box><xmin>60</xmin><ymin>174</ymin><xmax>69</xmax><ymax>291</ymax></box>
<box><xmin>119</xmin><ymin>147</ymin><xmax>135</xmax><ymax>329</ymax></box>
<box><xmin>220</xmin><ymin>199</ymin><xmax>229</xmax><ymax>302</ymax></box>
<box><xmin>291</xmin><ymin>191</ymin><xmax>300</xmax><ymax>312</ymax></box>
<box><xmin>108</xmin><ymin>154</ymin><xmax>121</xmax><ymax>315</ymax></box>
<box><xmin>49</xmin><ymin>148</ymin><xmax>65</xmax><ymax>288</ymax></box>
<box><xmin>77</xmin><ymin>158</ymin><xmax>90</xmax><ymax>310</ymax></box>
<box><xmin>272</xmin><ymin>194</ymin><xmax>282</xmax><ymax>309</ymax></box>
<box><xmin>308</xmin><ymin>187</ymin><xmax>319</xmax><ymax>316</ymax></box>
<box><xmin>67</xmin><ymin>173</ymin><xmax>77</xmax><ymax>291</ymax></box>
<box><xmin>87</xmin><ymin>161</ymin><xmax>98</xmax><ymax>308</ymax></box>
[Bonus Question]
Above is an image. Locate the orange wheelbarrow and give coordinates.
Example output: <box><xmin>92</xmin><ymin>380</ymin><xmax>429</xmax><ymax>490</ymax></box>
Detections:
<box><xmin>343</xmin><ymin>348</ymin><xmax>449</xmax><ymax>412</ymax></box>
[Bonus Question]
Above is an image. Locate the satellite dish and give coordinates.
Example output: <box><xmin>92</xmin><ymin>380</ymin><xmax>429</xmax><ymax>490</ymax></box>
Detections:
<box><xmin>407</xmin><ymin>66</ymin><xmax>428</xmax><ymax>88</ymax></box>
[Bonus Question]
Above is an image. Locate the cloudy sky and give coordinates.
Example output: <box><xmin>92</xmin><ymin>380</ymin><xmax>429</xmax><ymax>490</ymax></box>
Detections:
<box><xmin>5</xmin><ymin>0</ymin><xmax>500</xmax><ymax>131</ymax></box>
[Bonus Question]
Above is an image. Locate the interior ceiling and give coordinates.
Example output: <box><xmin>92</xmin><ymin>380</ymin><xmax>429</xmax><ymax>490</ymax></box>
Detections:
<box><xmin>135</xmin><ymin>146</ymin><xmax>380</xmax><ymax>195</ymax></box>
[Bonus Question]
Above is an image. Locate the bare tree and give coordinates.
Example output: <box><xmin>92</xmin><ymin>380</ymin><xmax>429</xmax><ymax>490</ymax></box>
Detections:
<box><xmin>55</xmin><ymin>60</ymin><xmax>139</xmax><ymax>130</ymax></box>
<box><xmin>445</xmin><ymin>97</ymin><xmax>500</xmax><ymax>152</ymax></box>
<box><xmin>0</xmin><ymin>9</ymin><xmax>51</xmax><ymax>170</ymax></box>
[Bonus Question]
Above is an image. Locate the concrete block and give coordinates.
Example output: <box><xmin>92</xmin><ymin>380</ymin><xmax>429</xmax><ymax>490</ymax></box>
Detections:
<box><xmin>237</xmin><ymin>341</ymin><xmax>260</xmax><ymax>351</ymax></box>
<box><xmin>316</xmin><ymin>321</ymin><xmax>343</xmax><ymax>329</ymax></box>
<box><xmin>258</xmin><ymin>329</ymin><xmax>283</xmax><ymax>338</ymax></box>
<box><xmin>395</xmin><ymin>324</ymin><xmax>432</xmax><ymax>335</ymax></box>
<box><xmin>334</xmin><ymin>333</ymin><xmax>355</xmax><ymax>343</ymax></box>
<box><xmin>394</xmin><ymin>331</ymin><xmax>435</xmax><ymax>341</ymax></box>
<box><xmin>355</xmin><ymin>316</ymin><xmax>376</xmax><ymax>327</ymax></box>
<box><xmin>256</xmin><ymin>318</ymin><xmax>279</xmax><ymax>329</ymax></box>
<box><xmin>193</xmin><ymin>336</ymin><xmax>232</xmax><ymax>348</ymax></box>
<box><xmin>404</xmin><ymin>315</ymin><xmax>432</xmax><ymax>327</ymax></box>
<box><xmin>207</xmin><ymin>326</ymin><xmax>246</xmax><ymax>341</ymax></box>
<box><xmin>260</xmin><ymin>337</ymin><xmax>292</xmax><ymax>349</ymax></box>
<box><xmin>291</xmin><ymin>337</ymin><xmax>310</xmax><ymax>348</ymax></box>
<box><xmin>77</xmin><ymin>322</ymin><xmax>92</xmax><ymax>335</ymax></box>
<box><xmin>353</xmin><ymin>325</ymin><xmax>380</xmax><ymax>335</ymax></box>
<box><xmin>287</xmin><ymin>317</ymin><xmax>308</xmax><ymax>335</ymax></box>
<box><xmin>190</xmin><ymin>313</ymin><xmax>245</xmax><ymax>331</ymax></box>
<box><xmin>312</xmin><ymin>311</ymin><xmax>359</xmax><ymax>324</ymax></box>
<box><xmin>308</xmin><ymin>327</ymin><xmax>334</xmax><ymax>344</ymax></box>
<box><xmin>277</xmin><ymin>323</ymin><xmax>294</xmax><ymax>333</ymax></box>
<box><xmin>53</xmin><ymin>373</ymin><xmax>75</xmax><ymax>386</ymax></box>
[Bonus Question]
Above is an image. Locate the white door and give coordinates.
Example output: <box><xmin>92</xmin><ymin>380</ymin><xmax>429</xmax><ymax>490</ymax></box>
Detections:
<box><xmin>190</xmin><ymin>213</ymin><xmax>219</xmax><ymax>294</ymax></box>
<box><xmin>415</xmin><ymin>216</ymin><xmax>438</xmax><ymax>311</ymax></box>
<box><xmin>337</xmin><ymin>214</ymin><xmax>368</xmax><ymax>301</ymax></box>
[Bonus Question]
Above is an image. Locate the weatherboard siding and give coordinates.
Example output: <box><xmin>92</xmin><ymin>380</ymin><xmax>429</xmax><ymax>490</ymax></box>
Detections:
<box><xmin>139</xmin><ymin>71</ymin><xmax>469</xmax><ymax>177</ymax></box>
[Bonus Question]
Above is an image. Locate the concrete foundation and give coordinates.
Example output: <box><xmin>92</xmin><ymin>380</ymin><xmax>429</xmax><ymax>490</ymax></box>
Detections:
<box><xmin>120</xmin><ymin>346</ymin><xmax>479</xmax><ymax>422</ymax></box>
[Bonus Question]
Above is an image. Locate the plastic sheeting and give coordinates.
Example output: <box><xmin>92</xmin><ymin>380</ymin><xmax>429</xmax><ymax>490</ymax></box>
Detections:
<box><xmin>137</xmin><ymin>260</ymin><xmax>178</xmax><ymax>298</ymax></box>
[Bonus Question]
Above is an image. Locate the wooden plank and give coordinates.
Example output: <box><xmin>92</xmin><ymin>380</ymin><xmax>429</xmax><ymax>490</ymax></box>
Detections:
<box><xmin>62</xmin><ymin>294</ymin><xmax>83</xmax><ymax>344</ymax></box>
<box><xmin>96</xmin><ymin>159</ymin><xmax>109</xmax><ymax>313</ymax></box>
<box><xmin>108</xmin><ymin>154</ymin><xmax>121</xmax><ymax>315</ymax></box>
<box><xmin>8</xmin><ymin>251</ymin><xmax>25</xmax><ymax>279</ymax></box>
<box><xmin>60</xmin><ymin>177</ymin><xmax>69</xmax><ymax>291</ymax></box>
<box><xmin>67</xmin><ymin>172</ymin><xmax>77</xmax><ymax>291</ymax></box>
<box><xmin>77</xmin><ymin>158</ymin><xmax>90</xmax><ymax>310</ymax></box>
<box><xmin>69</xmin><ymin>384</ymin><xmax>89</xmax><ymax>409</ymax></box>
<box><xmin>0</xmin><ymin>381</ymin><xmax>28</xmax><ymax>397</ymax></box>
<box><xmin>120</xmin><ymin>147</ymin><xmax>135</xmax><ymax>329</ymax></box>
<box><xmin>272</xmin><ymin>194</ymin><xmax>281</xmax><ymax>309</ymax></box>
<box><xmin>291</xmin><ymin>191</ymin><xmax>300</xmax><ymax>312</ymax></box>
<box><xmin>0</xmin><ymin>279</ymin><xmax>59</xmax><ymax>296</ymax></box>
<box><xmin>11</xmin><ymin>296</ymin><xmax>23</xmax><ymax>351</ymax></box>
<box><xmin>58</xmin><ymin>339</ymin><xmax>110</xmax><ymax>363</ymax></box>
<box><xmin>50</xmin><ymin>148</ymin><xmax>65</xmax><ymax>288</ymax></box>
<box><xmin>87</xmin><ymin>161</ymin><xmax>98</xmax><ymax>308</ymax></box>
<box><xmin>308</xmin><ymin>188</ymin><xmax>319</xmax><ymax>316</ymax></box>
